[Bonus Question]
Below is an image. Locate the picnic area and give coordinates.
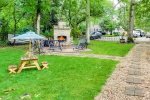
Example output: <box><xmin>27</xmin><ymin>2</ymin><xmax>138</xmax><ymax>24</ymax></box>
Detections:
<box><xmin>1</xmin><ymin>0</ymin><xmax>150</xmax><ymax>100</ymax></box>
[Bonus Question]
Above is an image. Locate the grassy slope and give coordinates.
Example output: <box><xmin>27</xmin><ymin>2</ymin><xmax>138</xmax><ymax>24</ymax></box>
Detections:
<box><xmin>86</xmin><ymin>41</ymin><xmax>134</xmax><ymax>57</ymax></box>
<box><xmin>0</xmin><ymin>47</ymin><xmax>118</xmax><ymax>100</ymax></box>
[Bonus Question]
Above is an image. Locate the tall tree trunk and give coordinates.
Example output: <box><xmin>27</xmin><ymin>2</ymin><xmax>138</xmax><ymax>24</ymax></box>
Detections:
<box><xmin>128</xmin><ymin>0</ymin><xmax>135</xmax><ymax>42</ymax></box>
<box><xmin>36</xmin><ymin>0</ymin><xmax>41</xmax><ymax>34</ymax></box>
<box><xmin>37</xmin><ymin>13</ymin><xmax>40</xmax><ymax>34</ymax></box>
<box><xmin>86</xmin><ymin>0</ymin><xmax>90</xmax><ymax>43</ymax></box>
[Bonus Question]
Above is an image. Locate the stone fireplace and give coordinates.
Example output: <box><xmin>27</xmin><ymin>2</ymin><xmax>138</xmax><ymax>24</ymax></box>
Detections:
<box><xmin>54</xmin><ymin>21</ymin><xmax>71</xmax><ymax>45</ymax></box>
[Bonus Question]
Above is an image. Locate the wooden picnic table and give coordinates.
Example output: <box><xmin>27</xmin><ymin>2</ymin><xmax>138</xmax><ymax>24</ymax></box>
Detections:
<box><xmin>17</xmin><ymin>56</ymin><xmax>41</xmax><ymax>73</ymax></box>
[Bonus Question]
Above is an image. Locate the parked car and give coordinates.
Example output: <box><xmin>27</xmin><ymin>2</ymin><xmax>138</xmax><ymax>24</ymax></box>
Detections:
<box><xmin>8</xmin><ymin>34</ymin><xmax>28</xmax><ymax>45</ymax></box>
<box><xmin>133</xmin><ymin>29</ymin><xmax>145</xmax><ymax>38</ymax></box>
<box><xmin>146</xmin><ymin>33</ymin><xmax>150</xmax><ymax>38</ymax></box>
<box><xmin>98</xmin><ymin>31</ymin><xmax>106</xmax><ymax>35</ymax></box>
<box><xmin>133</xmin><ymin>30</ymin><xmax>140</xmax><ymax>37</ymax></box>
<box><xmin>90</xmin><ymin>32</ymin><xmax>102</xmax><ymax>40</ymax></box>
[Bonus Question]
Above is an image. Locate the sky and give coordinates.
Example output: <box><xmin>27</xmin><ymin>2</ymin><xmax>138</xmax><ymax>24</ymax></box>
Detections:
<box><xmin>112</xmin><ymin>0</ymin><xmax>118</xmax><ymax>4</ymax></box>
<box><xmin>110</xmin><ymin>0</ymin><xmax>119</xmax><ymax>6</ymax></box>
<box><xmin>110</xmin><ymin>0</ymin><xmax>120</xmax><ymax>9</ymax></box>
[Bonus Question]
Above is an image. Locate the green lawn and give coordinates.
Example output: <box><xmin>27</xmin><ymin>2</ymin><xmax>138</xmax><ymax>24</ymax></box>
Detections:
<box><xmin>86</xmin><ymin>41</ymin><xmax>134</xmax><ymax>57</ymax></box>
<box><xmin>0</xmin><ymin>47</ymin><xmax>118</xmax><ymax>100</ymax></box>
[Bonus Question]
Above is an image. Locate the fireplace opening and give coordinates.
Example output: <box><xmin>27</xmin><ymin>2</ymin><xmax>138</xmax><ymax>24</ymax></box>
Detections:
<box><xmin>58</xmin><ymin>36</ymin><xmax>67</xmax><ymax>41</ymax></box>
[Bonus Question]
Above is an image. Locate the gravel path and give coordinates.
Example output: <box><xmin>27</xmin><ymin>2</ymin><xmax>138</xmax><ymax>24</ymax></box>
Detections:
<box><xmin>95</xmin><ymin>43</ymin><xmax>150</xmax><ymax>100</ymax></box>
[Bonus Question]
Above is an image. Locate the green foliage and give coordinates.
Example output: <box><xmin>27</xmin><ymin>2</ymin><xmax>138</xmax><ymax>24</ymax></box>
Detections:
<box><xmin>0</xmin><ymin>18</ymin><xmax>9</xmax><ymax>41</ymax></box>
<box><xmin>0</xmin><ymin>41</ymin><xmax>8</xmax><ymax>46</ymax></box>
<box><xmin>0</xmin><ymin>0</ymin><xmax>8</xmax><ymax>10</ymax></box>
<box><xmin>90</xmin><ymin>0</ymin><xmax>104</xmax><ymax>17</ymax></box>
<box><xmin>100</xmin><ymin>17</ymin><xmax>116</xmax><ymax>33</ymax></box>
<box><xmin>41</xmin><ymin>30</ymin><xmax>53</xmax><ymax>38</ymax></box>
<box><xmin>62</xmin><ymin>0</ymin><xmax>86</xmax><ymax>28</ymax></box>
<box><xmin>113</xmin><ymin>32</ymin><xmax>120</xmax><ymax>36</ymax></box>
<box><xmin>135</xmin><ymin>0</ymin><xmax>150</xmax><ymax>31</ymax></box>
<box><xmin>71</xmin><ymin>28</ymin><xmax>82</xmax><ymax>38</ymax></box>
<box><xmin>79</xmin><ymin>22</ymin><xmax>86</xmax><ymax>33</ymax></box>
<box><xmin>0</xmin><ymin>0</ymin><xmax>115</xmax><ymax>40</ymax></box>
<box><xmin>116</xmin><ymin>2</ymin><xmax>129</xmax><ymax>31</ymax></box>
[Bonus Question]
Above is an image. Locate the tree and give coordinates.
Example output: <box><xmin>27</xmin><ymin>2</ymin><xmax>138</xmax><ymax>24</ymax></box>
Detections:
<box><xmin>36</xmin><ymin>0</ymin><xmax>41</xmax><ymax>35</ymax></box>
<box><xmin>134</xmin><ymin>0</ymin><xmax>150</xmax><ymax>31</ymax></box>
<box><xmin>117</xmin><ymin>2</ymin><xmax>129</xmax><ymax>31</ymax></box>
<box><xmin>0</xmin><ymin>0</ymin><xmax>119</xmax><ymax>41</ymax></box>
<box><xmin>62</xmin><ymin>0</ymin><xmax>86</xmax><ymax>37</ymax></box>
<box><xmin>127</xmin><ymin>0</ymin><xmax>135</xmax><ymax>43</ymax></box>
<box><xmin>100</xmin><ymin>17</ymin><xmax>116</xmax><ymax>34</ymax></box>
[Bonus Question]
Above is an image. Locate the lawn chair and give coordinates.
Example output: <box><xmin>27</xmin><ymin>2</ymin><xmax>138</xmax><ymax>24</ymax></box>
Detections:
<box><xmin>49</xmin><ymin>40</ymin><xmax>62</xmax><ymax>51</ymax></box>
<box><xmin>73</xmin><ymin>37</ymin><xmax>88</xmax><ymax>50</ymax></box>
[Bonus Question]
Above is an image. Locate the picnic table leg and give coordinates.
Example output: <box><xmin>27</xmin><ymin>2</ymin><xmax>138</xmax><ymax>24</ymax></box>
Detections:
<box><xmin>9</xmin><ymin>70</ymin><xmax>16</xmax><ymax>74</ymax></box>
<box><xmin>33</xmin><ymin>60</ymin><xmax>41</xmax><ymax>70</ymax></box>
<box><xmin>17</xmin><ymin>61</ymin><xmax>27</xmax><ymax>73</ymax></box>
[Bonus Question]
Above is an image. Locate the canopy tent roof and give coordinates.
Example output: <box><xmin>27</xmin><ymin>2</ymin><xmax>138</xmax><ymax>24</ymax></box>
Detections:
<box><xmin>12</xmin><ymin>31</ymin><xmax>46</xmax><ymax>40</ymax></box>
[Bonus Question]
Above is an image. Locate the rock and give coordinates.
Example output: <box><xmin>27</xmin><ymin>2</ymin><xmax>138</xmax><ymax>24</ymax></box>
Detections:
<box><xmin>20</xmin><ymin>93</ymin><xmax>31</xmax><ymax>99</ymax></box>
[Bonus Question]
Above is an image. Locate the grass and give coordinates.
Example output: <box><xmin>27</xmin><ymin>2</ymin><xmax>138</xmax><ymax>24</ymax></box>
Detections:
<box><xmin>0</xmin><ymin>47</ymin><xmax>118</xmax><ymax>100</ymax></box>
<box><xmin>86</xmin><ymin>41</ymin><xmax>134</xmax><ymax>57</ymax></box>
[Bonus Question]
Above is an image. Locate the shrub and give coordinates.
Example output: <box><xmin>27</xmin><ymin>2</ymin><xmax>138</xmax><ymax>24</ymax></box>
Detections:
<box><xmin>127</xmin><ymin>37</ymin><xmax>134</xmax><ymax>43</ymax></box>
<box><xmin>71</xmin><ymin>28</ymin><xmax>82</xmax><ymax>38</ymax></box>
<box><xmin>42</xmin><ymin>30</ymin><xmax>53</xmax><ymax>38</ymax></box>
<box><xmin>113</xmin><ymin>32</ymin><xmax>120</xmax><ymax>36</ymax></box>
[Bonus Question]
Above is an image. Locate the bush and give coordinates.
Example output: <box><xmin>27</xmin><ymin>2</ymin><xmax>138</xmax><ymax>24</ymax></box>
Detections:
<box><xmin>41</xmin><ymin>30</ymin><xmax>53</xmax><ymax>38</ymax></box>
<box><xmin>0</xmin><ymin>41</ymin><xmax>8</xmax><ymax>47</ymax></box>
<box><xmin>113</xmin><ymin>32</ymin><xmax>120</xmax><ymax>36</ymax></box>
<box><xmin>127</xmin><ymin>37</ymin><xmax>134</xmax><ymax>43</ymax></box>
<box><xmin>71</xmin><ymin>28</ymin><xmax>82</xmax><ymax>38</ymax></box>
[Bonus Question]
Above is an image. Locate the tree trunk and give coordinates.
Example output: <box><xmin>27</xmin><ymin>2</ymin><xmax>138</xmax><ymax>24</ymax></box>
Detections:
<box><xmin>37</xmin><ymin>13</ymin><xmax>40</xmax><ymax>34</ymax></box>
<box><xmin>36</xmin><ymin>0</ymin><xmax>41</xmax><ymax>34</ymax></box>
<box><xmin>86</xmin><ymin>0</ymin><xmax>90</xmax><ymax>43</ymax></box>
<box><xmin>128</xmin><ymin>0</ymin><xmax>135</xmax><ymax>43</ymax></box>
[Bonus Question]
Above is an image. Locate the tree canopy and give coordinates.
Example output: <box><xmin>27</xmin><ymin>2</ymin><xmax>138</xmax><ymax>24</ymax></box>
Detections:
<box><xmin>1</xmin><ymin>0</ymin><xmax>150</xmax><ymax>41</ymax></box>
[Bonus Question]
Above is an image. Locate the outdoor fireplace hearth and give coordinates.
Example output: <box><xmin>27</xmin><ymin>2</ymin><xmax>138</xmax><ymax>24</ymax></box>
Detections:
<box><xmin>58</xmin><ymin>36</ymin><xmax>67</xmax><ymax>41</ymax></box>
<box><xmin>54</xmin><ymin>21</ymin><xmax>71</xmax><ymax>45</ymax></box>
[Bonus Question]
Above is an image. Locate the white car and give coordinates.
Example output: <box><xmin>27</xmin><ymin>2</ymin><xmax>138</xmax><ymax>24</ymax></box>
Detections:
<box><xmin>146</xmin><ymin>33</ymin><xmax>150</xmax><ymax>38</ymax></box>
<box><xmin>133</xmin><ymin>29</ymin><xmax>145</xmax><ymax>37</ymax></box>
<box><xmin>133</xmin><ymin>30</ymin><xmax>141</xmax><ymax>37</ymax></box>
